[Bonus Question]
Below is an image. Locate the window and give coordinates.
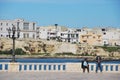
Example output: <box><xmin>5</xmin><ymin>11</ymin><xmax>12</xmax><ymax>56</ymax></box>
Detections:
<box><xmin>17</xmin><ymin>22</ymin><xmax>19</xmax><ymax>27</ymax></box>
<box><xmin>23</xmin><ymin>23</ymin><xmax>29</xmax><ymax>30</ymax></box>
<box><xmin>33</xmin><ymin>23</ymin><xmax>35</xmax><ymax>30</ymax></box>
<box><xmin>23</xmin><ymin>33</ymin><xmax>26</xmax><ymax>38</ymax></box>
<box><xmin>0</xmin><ymin>28</ymin><xmax>2</xmax><ymax>30</ymax></box>
<box><xmin>98</xmin><ymin>40</ymin><xmax>101</xmax><ymax>42</ymax></box>
<box><xmin>71</xmin><ymin>34</ymin><xmax>74</xmax><ymax>38</ymax></box>
<box><xmin>47</xmin><ymin>32</ymin><xmax>49</xmax><ymax>34</ymax></box>
<box><xmin>93</xmin><ymin>36</ymin><xmax>95</xmax><ymax>38</ymax></box>
<box><xmin>76</xmin><ymin>34</ymin><xmax>78</xmax><ymax>38</ymax></box>
<box><xmin>23</xmin><ymin>33</ymin><xmax>29</xmax><ymax>38</ymax></box>
<box><xmin>83</xmin><ymin>40</ymin><xmax>87</xmax><ymax>43</ymax></box>
<box><xmin>104</xmin><ymin>41</ymin><xmax>106</xmax><ymax>44</ymax></box>
<box><xmin>68</xmin><ymin>34</ymin><xmax>70</xmax><ymax>38</ymax></box>
<box><xmin>68</xmin><ymin>38</ymin><xmax>70</xmax><ymax>42</ymax></box>
<box><xmin>50</xmin><ymin>33</ymin><xmax>55</xmax><ymax>35</ymax></box>
<box><xmin>6</xmin><ymin>35</ymin><xmax>9</xmax><ymax>37</ymax></box>
<box><xmin>61</xmin><ymin>33</ymin><xmax>64</xmax><ymax>36</ymax></box>
<box><xmin>1</xmin><ymin>23</ymin><xmax>3</xmax><ymax>26</ymax></box>
<box><xmin>1</xmin><ymin>34</ymin><xmax>3</xmax><ymax>37</ymax></box>
<box><xmin>6</xmin><ymin>23</ymin><xmax>8</xmax><ymax>26</ymax></box>
<box><xmin>33</xmin><ymin>34</ymin><xmax>35</xmax><ymax>39</ymax></box>
<box><xmin>98</xmin><ymin>36</ymin><xmax>100</xmax><ymax>39</ymax></box>
<box><xmin>82</xmin><ymin>36</ymin><xmax>84</xmax><ymax>38</ymax></box>
<box><xmin>87</xmin><ymin>36</ymin><xmax>89</xmax><ymax>38</ymax></box>
<box><xmin>76</xmin><ymin>29</ymin><xmax>81</xmax><ymax>32</ymax></box>
<box><xmin>27</xmin><ymin>34</ymin><xmax>29</xmax><ymax>38</ymax></box>
<box><xmin>102</xmin><ymin>28</ymin><xmax>105</xmax><ymax>31</ymax></box>
<box><xmin>103</xmin><ymin>32</ymin><xmax>106</xmax><ymax>35</ymax></box>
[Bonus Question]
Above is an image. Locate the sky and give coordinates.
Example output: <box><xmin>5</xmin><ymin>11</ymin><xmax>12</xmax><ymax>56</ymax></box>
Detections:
<box><xmin>0</xmin><ymin>0</ymin><xmax>120</xmax><ymax>28</ymax></box>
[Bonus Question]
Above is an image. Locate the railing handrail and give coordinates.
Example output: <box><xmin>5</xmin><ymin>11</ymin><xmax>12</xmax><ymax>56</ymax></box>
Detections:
<box><xmin>0</xmin><ymin>62</ymin><xmax>120</xmax><ymax>72</ymax></box>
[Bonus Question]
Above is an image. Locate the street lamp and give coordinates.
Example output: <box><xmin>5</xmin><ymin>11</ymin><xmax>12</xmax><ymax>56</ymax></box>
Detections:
<box><xmin>55</xmin><ymin>24</ymin><xmax>58</xmax><ymax>40</ymax></box>
<box><xmin>7</xmin><ymin>24</ymin><xmax>20</xmax><ymax>62</ymax></box>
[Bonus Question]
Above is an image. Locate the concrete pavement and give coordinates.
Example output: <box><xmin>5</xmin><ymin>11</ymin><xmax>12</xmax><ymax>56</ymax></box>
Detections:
<box><xmin>0</xmin><ymin>72</ymin><xmax>120</xmax><ymax>80</ymax></box>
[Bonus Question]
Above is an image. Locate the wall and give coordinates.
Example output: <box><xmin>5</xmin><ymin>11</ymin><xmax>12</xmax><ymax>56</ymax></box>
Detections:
<box><xmin>0</xmin><ymin>62</ymin><xmax>120</xmax><ymax>73</ymax></box>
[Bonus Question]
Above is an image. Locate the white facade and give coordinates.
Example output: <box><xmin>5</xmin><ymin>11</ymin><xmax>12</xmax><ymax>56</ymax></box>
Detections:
<box><xmin>67</xmin><ymin>31</ymin><xmax>79</xmax><ymax>43</ymax></box>
<box><xmin>37</xmin><ymin>26</ymin><xmax>62</xmax><ymax>40</ymax></box>
<box><xmin>60</xmin><ymin>31</ymin><xmax>68</xmax><ymax>42</ymax></box>
<box><xmin>0</xmin><ymin>19</ymin><xmax>36</xmax><ymax>39</ymax></box>
<box><xmin>1</xmin><ymin>19</ymin><xmax>120</xmax><ymax>46</ymax></box>
<box><xmin>101</xmin><ymin>28</ymin><xmax>120</xmax><ymax>46</ymax></box>
<box><xmin>36</xmin><ymin>27</ymin><xmax>48</xmax><ymax>39</ymax></box>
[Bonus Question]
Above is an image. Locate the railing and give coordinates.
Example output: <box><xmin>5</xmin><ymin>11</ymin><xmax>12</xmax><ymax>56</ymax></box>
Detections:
<box><xmin>0</xmin><ymin>62</ymin><xmax>120</xmax><ymax>73</ymax></box>
<box><xmin>19</xmin><ymin>63</ymin><xmax>66</xmax><ymax>72</ymax></box>
<box><xmin>89</xmin><ymin>63</ymin><xmax>119</xmax><ymax>73</ymax></box>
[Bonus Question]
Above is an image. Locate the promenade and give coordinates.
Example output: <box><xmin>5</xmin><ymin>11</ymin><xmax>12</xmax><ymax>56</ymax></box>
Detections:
<box><xmin>0</xmin><ymin>72</ymin><xmax>120</xmax><ymax>80</ymax></box>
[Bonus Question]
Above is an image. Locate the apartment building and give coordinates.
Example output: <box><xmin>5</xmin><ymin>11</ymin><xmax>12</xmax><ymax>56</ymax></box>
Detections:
<box><xmin>0</xmin><ymin>19</ymin><xmax>120</xmax><ymax>46</ymax></box>
<box><xmin>37</xmin><ymin>25</ymin><xmax>79</xmax><ymax>43</ymax></box>
<box><xmin>37</xmin><ymin>25</ymin><xmax>59</xmax><ymax>40</ymax></box>
<box><xmin>101</xmin><ymin>27</ymin><xmax>120</xmax><ymax>46</ymax></box>
<box><xmin>0</xmin><ymin>19</ymin><xmax>36</xmax><ymax>39</ymax></box>
<box><xmin>36</xmin><ymin>27</ymin><xmax>48</xmax><ymax>39</ymax></box>
<box><xmin>67</xmin><ymin>29</ymin><xmax>79</xmax><ymax>43</ymax></box>
<box><xmin>80</xmin><ymin>31</ymin><xmax>102</xmax><ymax>46</ymax></box>
<box><xmin>60</xmin><ymin>31</ymin><xmax>68</xmax><ymax>42</ymax></box>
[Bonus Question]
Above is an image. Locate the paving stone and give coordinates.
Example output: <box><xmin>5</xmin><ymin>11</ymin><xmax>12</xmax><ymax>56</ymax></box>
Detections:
<box><xmin>0</xmin><ymin>72</ymin><xmax>120</xmax><ymax>80</ymax></box>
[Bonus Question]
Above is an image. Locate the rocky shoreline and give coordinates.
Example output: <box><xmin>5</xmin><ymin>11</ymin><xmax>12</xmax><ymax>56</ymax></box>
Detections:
<box><xmin>1</xmin><ymin>38</ymin><xmax>120</xmax><ymax>57</ymax></box>
<box><xmin>0</xmin><ymin>55</ymin><xmax>120</xmax><ymax>61</ymax></box>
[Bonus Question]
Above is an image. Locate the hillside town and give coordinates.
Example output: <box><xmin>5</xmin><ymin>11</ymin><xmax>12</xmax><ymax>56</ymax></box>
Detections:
<box><xmin>0</xmin><ymin>19</ymin><xmax>120</xmax><ymax>46</ymax></box>
<box><xmin>0</xmin><ymin>19</ymin><xmax>120</xmax><ymax>58</ymax></box>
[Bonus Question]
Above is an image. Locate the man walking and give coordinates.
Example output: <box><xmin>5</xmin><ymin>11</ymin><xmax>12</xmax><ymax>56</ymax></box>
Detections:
<box><xmin>96</xmin><ymin>56</ymin><xmax>102</xmax><ymax>73</ymax></box>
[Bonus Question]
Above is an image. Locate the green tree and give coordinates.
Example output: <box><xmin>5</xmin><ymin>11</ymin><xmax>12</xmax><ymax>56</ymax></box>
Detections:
<box><xmin>15</xmin><ymin>48</ymin><xmax>26</xmax><ymax>55</ymax></box>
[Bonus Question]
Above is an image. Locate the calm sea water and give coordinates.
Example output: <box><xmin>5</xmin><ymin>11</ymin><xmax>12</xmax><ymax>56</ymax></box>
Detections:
<box><xmin>0</xmin><ymin>58</ymin><xmax>120</xmax><ymax>64</ymax></box>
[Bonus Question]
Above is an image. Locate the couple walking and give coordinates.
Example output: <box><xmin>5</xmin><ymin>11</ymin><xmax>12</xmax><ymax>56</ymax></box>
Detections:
<box><xmin>81</xmin><ymin>56</ymin><xmax>102</xmax><ymax>73</ymax></box>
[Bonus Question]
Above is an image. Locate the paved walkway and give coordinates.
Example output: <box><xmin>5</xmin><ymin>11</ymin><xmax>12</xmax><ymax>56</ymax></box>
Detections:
<box><xmin>0</xmin><ymin>72</ymin><xmax>120</xmax><ymax>80</ymax></box>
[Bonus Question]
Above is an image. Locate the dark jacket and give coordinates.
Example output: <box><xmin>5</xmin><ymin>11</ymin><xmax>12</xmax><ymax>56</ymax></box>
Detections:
<box><xmin>96</xmin><ymin>56</ymin><xmax>102</xmax><ymax>63</ymax></box>
<box><xmin>81</xmin><ymin>60</ymin><xmax>89</xmax><ymax>68</ymax></box>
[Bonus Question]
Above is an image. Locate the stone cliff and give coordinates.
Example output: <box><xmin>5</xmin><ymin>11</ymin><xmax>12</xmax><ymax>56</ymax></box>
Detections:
<box><xmin>0</xmin><ymin>38</ymin><xmax>77</xmax><ymax>54</ymax></box>
<box><xmin>0</xmin><ymin>38</ymin><xmax>120</xmax><ymax>57</ymax></box>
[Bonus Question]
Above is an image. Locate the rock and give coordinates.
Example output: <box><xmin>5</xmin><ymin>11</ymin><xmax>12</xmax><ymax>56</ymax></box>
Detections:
<box><xmin>0</xmin><ymin>38</ymin><xmax>119</xmax><ymax>57</ymax></box>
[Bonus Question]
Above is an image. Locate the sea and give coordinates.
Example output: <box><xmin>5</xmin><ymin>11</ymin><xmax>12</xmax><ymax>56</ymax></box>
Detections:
<box><xmin>0</xmin><ymin>58</ymin><xmax>120</xmax><ymax>64</ymax></box>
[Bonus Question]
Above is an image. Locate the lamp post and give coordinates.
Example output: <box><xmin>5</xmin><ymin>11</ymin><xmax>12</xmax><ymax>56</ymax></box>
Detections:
<box><xmin>55</xmin><ymin>24</ymin><xmax>58</xmax><ymax>40</ymax></box>
<box><xmin>7</xmin><ymin>24</ymin><xmax>20</xmax><ymax>62</ymax></box>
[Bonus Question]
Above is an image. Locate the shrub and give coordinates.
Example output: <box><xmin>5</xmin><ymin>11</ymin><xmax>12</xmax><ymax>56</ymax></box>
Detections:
<box><xmin>15</xmin><ymin>48</ymin><xmax>26</xmax><ymax>55</ymax></box>
<box><xmin>55</xmin><ymin>52</ymin><xmax>74</xmax><ymax>56</ymax></box>
<box><xmin>101</xmin><ymin>46</ymin><xmax>120</xmax><ymax>52</ymax></box>
<box><xmin>24</xmin><ymin>46</ymin><xmax>29</xmax><ymax>51</ymax></box>
<box><xmin>0</xmin><ymin>48</ymin><xmax>25</xmax><ymax>55</ymax></box>
<box><xmin>31</xmin><ymin>53</ymin><xmax>50</xmax><ymax>56</ymax></box>
<box><xmin>0</xmin><ymin>50</ymin><xmax>10</xmax><ymax>55</ymax></box>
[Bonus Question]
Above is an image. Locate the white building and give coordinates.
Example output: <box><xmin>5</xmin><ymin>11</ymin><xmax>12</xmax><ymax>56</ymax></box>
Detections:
<box><xmin>36</xmin><ymin>27</ymin><xmax>48</xmax><ymax>39</ymax></box>
<box><xmin>0</xmin><ymin>19</ymin><xmax>37</xmax><ymax>39</ymax></box>
<box><xmin>67</xmin><ymin>29</ymin><xmax>79</xmax><ymax>43</ymax></box>
<box><xmin>102</xmin><ymin>31</ymin><xmax>120</xmax><ymax>46</ymax></box>
<box><xmin>60</xmin><ymin>31</ymin><xmax>68</xmax><ymax>42</ymax></box>
<box><xmin>101</xmin><ymin>27</ymin><xmax>120</xmax><ymax>46</ymax></box>
<box><xmin>37</xmin><ymin>26</ymin><xmax>79</xmax><ymax>43</ymax></box>
<box><xmin>37</xmin><ymin>25</ymin><xmax>67</xmax><ymax>40</ymax></box>
<box><xmin>37</xmin><ymin>26</ymin><xmax>58</xmax><ymax>40</ymax></box>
